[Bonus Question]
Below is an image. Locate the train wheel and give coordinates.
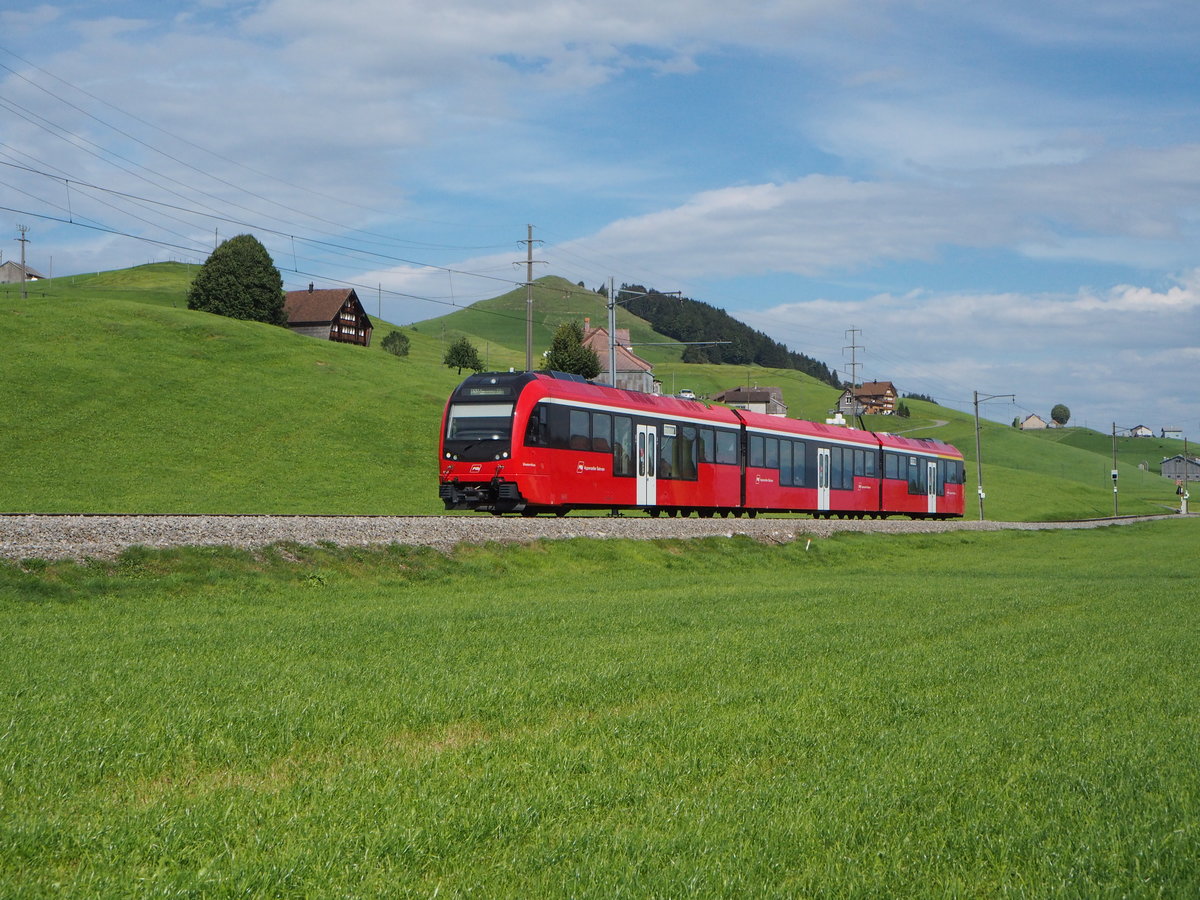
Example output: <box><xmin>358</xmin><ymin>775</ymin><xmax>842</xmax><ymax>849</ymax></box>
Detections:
<box><xmin>521</xmin><ymin>509</ymin><xmax>537</xmax><ymax>517</ymax></box>
<box><xmin>554</xmin><ymin>507</ymin><xmax>569</xmax><ymax>517</ymax></box>
<box><xmin>747</xmin><ymin>510</ymin><xmax>758</xmax><ymax>519</ymax></box>
<box><xmin>699</xmin><ymin>509</ymin><xmax>714</xmax><ymax>519</ymax></box>
<box><xmin>649</xmin><ymin>508</ymin><xmax>661</xmax><ymax>518</ymax></box>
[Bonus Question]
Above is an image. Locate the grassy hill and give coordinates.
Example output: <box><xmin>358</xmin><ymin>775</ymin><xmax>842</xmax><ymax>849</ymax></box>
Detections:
<box><xmin>0</xmin><ymin>263</ymin><xmax>1186</xmax><ymax>519</ymax></box>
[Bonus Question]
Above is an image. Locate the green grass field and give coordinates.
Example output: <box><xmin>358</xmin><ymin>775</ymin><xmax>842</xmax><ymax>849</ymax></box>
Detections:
<box><xmin>2</xmin><ymin>522</ymin><xmax>1197</xmax><ymax>896</ymax></box>
<box><xmin>1</xmin><ymin>262</ymin><xmax>1186</xmax><ymax>518</ymax></box>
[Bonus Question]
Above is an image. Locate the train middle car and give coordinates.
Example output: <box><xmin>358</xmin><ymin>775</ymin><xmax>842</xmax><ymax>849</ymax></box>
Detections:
<box><xmin>438</xmin><ymin>371</ymin><xmax>965</xmax><ymax>518</ymax></box>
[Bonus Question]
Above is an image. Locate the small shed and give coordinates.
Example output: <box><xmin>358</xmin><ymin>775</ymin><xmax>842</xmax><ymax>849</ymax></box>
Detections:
<box><xmin>283</xmin><ymin>286</ymin><xmax>373</xmax><ymax>347</ymax></box>
<box><xmin>0</xmin><ymin>260</ymin><xmax>45</xmax><ymax>284</ymax></box>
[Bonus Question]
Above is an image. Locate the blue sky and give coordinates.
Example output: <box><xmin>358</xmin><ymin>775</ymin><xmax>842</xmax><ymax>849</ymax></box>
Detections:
<box><xmin>2</xmin><ymin>1</ymin><xmax>1198</xmax><ymax>434</ymax></box>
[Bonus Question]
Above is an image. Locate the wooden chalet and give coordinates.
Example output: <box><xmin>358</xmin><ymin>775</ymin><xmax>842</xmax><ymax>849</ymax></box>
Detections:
<box><xmin>837</xmin><ymin>381</ymin><xmax>898</xmax><ymax>416</ymax></box>
<box><xmin>283</xmin><ymin>286</ymin><xmax>373</xmax><ymax>347</ymax></box>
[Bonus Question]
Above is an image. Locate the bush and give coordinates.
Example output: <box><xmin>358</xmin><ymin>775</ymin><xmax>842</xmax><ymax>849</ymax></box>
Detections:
<box><xmin>381</xmin><ymin>330</ymin><xmax>410</xmax><ymax>357</ymax></box>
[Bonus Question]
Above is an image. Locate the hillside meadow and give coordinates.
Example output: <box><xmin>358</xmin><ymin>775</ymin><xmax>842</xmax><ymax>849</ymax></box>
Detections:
<box><xmin>2</xmin><ymin>521</ymin><xmax>1197</xmax><ymax>896</ymax></box>
<box><xmin>1</xmin><ymin>264</ymin><xmax>1185</xmax><ymax>518</ymax></box>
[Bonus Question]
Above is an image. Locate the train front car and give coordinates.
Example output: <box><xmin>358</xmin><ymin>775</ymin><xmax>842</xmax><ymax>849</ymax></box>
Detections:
<box><xmin>438</xmin><ymin>372</ymin><xmax>540</xmax><ymax>513</ymax></box>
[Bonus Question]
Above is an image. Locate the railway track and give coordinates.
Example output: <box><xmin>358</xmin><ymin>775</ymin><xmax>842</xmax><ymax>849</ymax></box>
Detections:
<box><xmin>0</xmin><ymin>512</ymin><xmax>1187</xmax><ymax>562</ymax></box>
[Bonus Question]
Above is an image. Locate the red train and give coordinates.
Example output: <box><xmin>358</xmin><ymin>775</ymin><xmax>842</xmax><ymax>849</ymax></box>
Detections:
<box><xmin>438</xmin><ymin>371</ymin><xmax>965</xmax><ymax>518</ymax></box>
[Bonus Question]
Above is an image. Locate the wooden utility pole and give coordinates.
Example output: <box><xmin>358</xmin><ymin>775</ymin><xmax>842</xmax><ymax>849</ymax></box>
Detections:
<box><xmin>518</xmin><ymin>225</ymin><xmax>544</xmax><ymax>372</ymax></box>
<box><xmin>16</xmin><ymin>225</ymin><xmax>29</xmax><ymax>299</ymax></box>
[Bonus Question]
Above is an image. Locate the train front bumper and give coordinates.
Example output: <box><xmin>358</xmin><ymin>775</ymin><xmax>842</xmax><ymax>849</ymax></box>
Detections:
<box><xmin>439</xmin><ymin>478</ymin><xmax>526</xmax><ymax>512</ymax></box>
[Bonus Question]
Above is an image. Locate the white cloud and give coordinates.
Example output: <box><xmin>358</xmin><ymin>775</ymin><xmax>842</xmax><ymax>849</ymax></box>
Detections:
<box><xmin>733</xmin><ymin>271</ymin><xmax>1200</xmax><ymax>429</ymax></box>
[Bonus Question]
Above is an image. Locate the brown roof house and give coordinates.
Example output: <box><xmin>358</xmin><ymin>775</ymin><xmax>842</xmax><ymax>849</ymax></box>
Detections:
<box><xmin>283</xmin><ymin>286</ymin><xmax>373</xmax><ymax>347</ymax></box>
<box><xmin>838</xmin><ymin>381</ymin><xmax>898</xmax><ymax>416</ymax></box>
<box><xmin>581</xmin><ymin>317</ymin><xmax>655</xmax><ymax>392</ymax></box>
<box><xmin>711</xmin><ymin>386</ymin><xmax>788</xmax><ymax>417</ymax></box>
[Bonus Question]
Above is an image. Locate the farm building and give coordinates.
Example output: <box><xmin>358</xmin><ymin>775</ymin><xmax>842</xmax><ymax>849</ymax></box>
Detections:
<box><xmin>581</xmin><ymin>317</ymin><xmax>655</xmax><ymax>392</ymax></box>
<box><xmin>1130</xmin><ymin>424</ymin><xmax>1154</xmax><ymax>438</ymax></box>
<box><xmin>0</xmin><ymin>260</ymin><xmax>45</xmax><ymax>283</ymax></box>
<box><xmin>1161</xmin><ymin>455</ymin><xmax>1200</xmax><ymax>483</ymax></box>
<box><xmin>1019</xmin><ymin>414</ymin><xmax>1048</xmax><ymax>430</ymax></box>
<box><xmin>712</xmin><ymin>386</ymin><xmax>788</xmax><ymax>417</ymax></box>
<box><xmin>283</xmin><ymin>286</ymin><xmax>373</xmax><ymax>347</ymax></box>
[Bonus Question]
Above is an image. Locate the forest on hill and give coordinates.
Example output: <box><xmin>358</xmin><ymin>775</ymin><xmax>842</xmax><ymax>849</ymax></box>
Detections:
<box><xmin>615</xmin><ymin>284</ymin><xmax>839</xmax><ymax>386</ymax></box>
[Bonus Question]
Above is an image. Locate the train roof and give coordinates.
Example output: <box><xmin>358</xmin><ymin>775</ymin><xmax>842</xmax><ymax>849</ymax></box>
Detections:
<box><xmin>449</xmin><ymin>372</ymin><xmax>963</xmax><ymax>458</ymax></box>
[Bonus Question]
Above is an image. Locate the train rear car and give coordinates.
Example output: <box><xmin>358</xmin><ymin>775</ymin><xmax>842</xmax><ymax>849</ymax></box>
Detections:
<box><xmin>877</xmin><ymin>433</ymin><xmax>965</xmax><ymax>518</ymax></box>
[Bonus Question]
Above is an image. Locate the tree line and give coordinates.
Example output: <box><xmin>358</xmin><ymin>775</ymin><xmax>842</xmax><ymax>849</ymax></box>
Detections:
<box><xmin>615</xmin><ymin>285</ymin><xmax>839</xmax><ymax>386</ymax></box>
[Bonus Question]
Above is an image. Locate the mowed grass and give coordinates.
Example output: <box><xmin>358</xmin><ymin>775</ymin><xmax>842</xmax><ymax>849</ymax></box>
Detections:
<box><xmin>2</xmin><ymin>522</ymin><xmax>1197</xmax><ymax>896</ymax></box>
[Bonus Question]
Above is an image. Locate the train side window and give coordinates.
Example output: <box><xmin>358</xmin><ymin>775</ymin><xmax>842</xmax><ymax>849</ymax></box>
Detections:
<box><xmin>613</xmin><ymin>416</ymin><xmax>633</xmax><ymax>476</ymax></box>
<box><xmin>854</xmin><ymin>449</ymin><xmax>866</xmax><ymax>477</ymax></box>
<box><xmin>637</xmin><ymin>431</ymin><xmax>646</xmax><ymax>476</ymax></box>
<box><xmin>592</xmin><ymin>412</ymin><xmax>612</xmax><ymax>453</ymax></box>
<box><xmin>844</xmin><ymin>450</ymin><xmax>856</xmax><ymax>490</ymax></box>
<box><xmin>830</xmin><ymin>447</ymin><xmax>843</xmax><ymax>489</ymax></box>
<box><xmin>545</xmin><ymin>405</ymin><xmax>571</xmax><ymax>449</ymax></box>
<box><xmin>569</xmin><ymin>409</ymin><xmax>591</xmax><ymax>451</ymax></box>
<box><xmin>659</xmin><ymin>432</ymin><xmax>675</xmax><ymax>479</ymax></box>
<box><xmin>749</xmin><ymin>434</ymin><xmax>765</xmax><ymax>467</ymax></box>
<box><xmin>907</xmin><ymin>456</ymin><xmax>925</xmax><ymax>495</ymax></box>
<box><xmin>885</xmin><ymin>452</ymin><xmax>901</xmax><ymax>479</ymax></box>
<box><xmin>679</xmin><ymin>425</ymin><xmax>699</xmax><ymax>480</ymax></box>
<box><xmin>764</xmin><ymin>437</ymin><xmax>779</xmax><ymax>469</ymax></box>
<box><xmin>715</xmin><ymin>430</ymin><xmax>739</xmax><ymax>465</ymax></box>
<box><xmin>779</xmin><ymin>441</ymin><xmax>793</xmax><ymax>486</ymax></box>
<box><xmin>524</xmin><ymin>403</ymin><xmax>549</xmax><ymax>446</ymax></box>
<box><xmin>699</xmin><ymin>427</ymin><xmax>715</xmax><ymax>463</ymax></box>
<box><xmin>793</xmin><ymin>440</ymin><xmax>807</xmax><ymax>486</ymax></box>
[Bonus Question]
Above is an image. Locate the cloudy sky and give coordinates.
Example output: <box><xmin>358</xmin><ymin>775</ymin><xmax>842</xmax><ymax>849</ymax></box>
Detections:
<box><xmin>2</xmin><ymin>1</ymin><xmax>1198</xmax><ymax>433</ymax></box>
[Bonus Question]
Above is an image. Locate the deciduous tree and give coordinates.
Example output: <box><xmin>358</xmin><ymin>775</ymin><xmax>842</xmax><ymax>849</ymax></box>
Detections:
<box><xmin>444</xmin><ymin>336</ymin><xmax>484</xmax><ymax>374</ymax></box>
<box><xmin>1051</xmin><ymin>403</ymin><xmax>1071</xmax><ymax>426</ymax></box>
<box><xmin>187</xmin><ymin>234</ymin><xmax>286</xmax><ymax>325</ymax></box>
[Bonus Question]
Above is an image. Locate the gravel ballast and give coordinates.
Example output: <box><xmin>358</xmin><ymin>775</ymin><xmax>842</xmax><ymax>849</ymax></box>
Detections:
<box><xmin>0</xmin><ymin>513</ymin><xmax>1181</xmax><ymax>562</ymax></box>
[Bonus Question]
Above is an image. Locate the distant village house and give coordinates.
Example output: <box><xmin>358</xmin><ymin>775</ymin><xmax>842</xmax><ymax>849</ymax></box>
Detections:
<box><xmin>283</xmin><ymin>286</ymin><xmax>373</xmax><ymax>347</ymax></box>
<box><xmin>1161</xmin><ymin>427</ymin><xmax>1183</xmax><ymax>440</ymax></box>
<box><xmin>1129</xmin><ymin>424</ymin><xmax>1154</xmax><ymax>438</ymax></box>
<box><xmin>711</xmin><ymin>386</ymin><xmax>788</xmax><ymax>417</ymax></box>
<box><xmin>1019</xmin><ymin>414</ymin><xmax>1048</xmax><ymax>431</ymax></box>
<box><xmin>581</xmin><ymin>317</ymin><xmax>655</xmax><ymax>393</ymax></box>
<box><xmin>837</xmin><ymin>381</ymin><xmax>898</xmax><ymax>416</ymax></box>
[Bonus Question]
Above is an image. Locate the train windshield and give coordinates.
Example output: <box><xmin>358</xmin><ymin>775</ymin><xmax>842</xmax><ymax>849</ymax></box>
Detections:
<box><xmin>445</xmin><ymin>402</ymin><xmax>514</xmax><ymax>445</ymax></box>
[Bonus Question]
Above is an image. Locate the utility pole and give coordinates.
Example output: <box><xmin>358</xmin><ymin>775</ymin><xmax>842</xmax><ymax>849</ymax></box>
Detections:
<box><xmin>16</xmin><ymin>225</ymin><xmax>29</xmax><ymax>300</ymax></box>
<box><xmin>1112</xmin><ymin>423</ymin><xmax>1120</xmax><ymax>517</ymax></box>
<box><xmin>1183</xmin><ymin>437</ymin><xmax>1191</xmax><ymax>515</ymax></box>
<box><xmin>973</xmin><ymin>390</ymin><xmax>1015</xmax><ymax>521</ymax></box>
<box><xmin>842</xmin><ymin>328</ymin><xmax>863</xmax><ymax>388</ymax></box>
<box><xmin>518</xmin><ymin>225</ymin><xmax>544</xmax><ymax>372</ymax></box>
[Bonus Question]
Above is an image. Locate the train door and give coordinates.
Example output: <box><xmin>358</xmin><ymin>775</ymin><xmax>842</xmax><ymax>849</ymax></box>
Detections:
<box><xmin>927</xmin><ymin>459</ymin><xmax>938</xmax><ymax>514</ymax></box>
<box><xmin>817</xmin><ymin>447</ymin><xmax>831</xmax><ymax>511</ymax></box>
<box><xmin>636</xmin><ymin>423</ymin><xmax>657</xmax><ymax>506</ymax></box>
